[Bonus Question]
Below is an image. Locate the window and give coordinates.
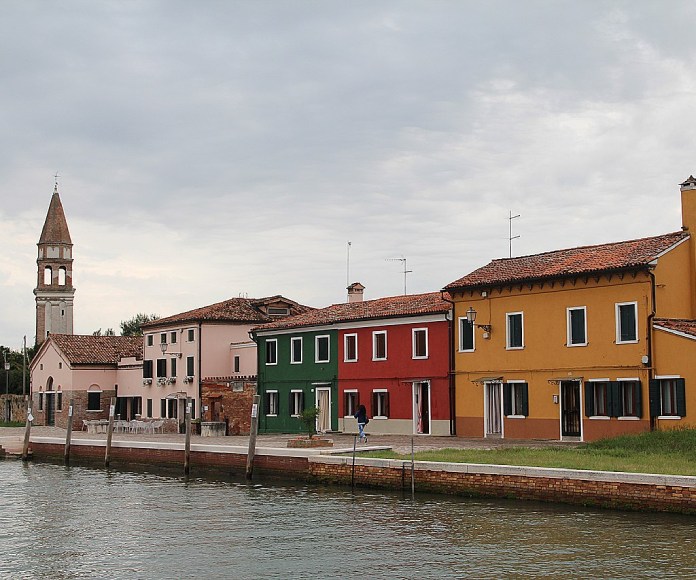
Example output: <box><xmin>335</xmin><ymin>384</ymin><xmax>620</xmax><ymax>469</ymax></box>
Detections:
<box><xmin>650</xmin><ymin>378</ymin><xmax>686</xmax><ymax>418</ymax></box>
<box><xmin>290</xmin><ymin>390</ymin><xmax>304</xmax><ymax>416</ymax></box>
<box><xmin>170</xmin><ymin>358</ymin><xmax>177</xmax><ymax>377</ymax></box>
<box><xmin>44</xmin><ymin>266</ymin><xmax>52</xmax><ymax>285</ymax></box>
<box><xmin>57</xmin><ymin>391</ymin><xmax>63</xmax><ymax>411</ymax></box>
<box><xmin>156</xmin><ymin>359</ymin><xmax>167</xmax><ymax>378</ymax></box>
<box><xmin>168</xmin><ymin>399</ymin><xmax>178</xmax><ymax>419</ymax></box>
<box><xmin>616</xmin><ymin>302</ymin><xmax>638</xmax><ymax>343</ymax></box>
<box><xmin>233</xmin><ymin>356</ymin><xmax>240</xmax><ymax>373</ymax></box>
<box><xmin>412</xmin><ymin>328</ymin><xmax>428</xmax><ymax>359</ymax></box>
<box><xmin>38</xmin><ymin>391</ymin><xmax>43</xmax><ymax>411</ymax></box>
<box><xmin>586</xmin><ymin>381</ymin><xmax>609</xmax><ymax>417</ymax></box>
<box><xmin>58</xmin><ymin>267</ymin><xmax>66</xmax><ymax>286</ymax></box>
<box><xmin>147</xmin><ymin>399</ymin><xmax>153</xmax><ymax>418</ymax></box>
<box><xmin>372</xmin><ymin>331</ymin><xmax>387</xmax><ymax>361</ymax></box>
<box><xmin>161</xmin><ymin>399</ymin><xmax>166</xmax><ymax>418</ymax></box>
<box><xmin>290</xmin><ymin>337</ymin><xmax>303</xmax><ymax>364</ymax></box>
<box><xmin>268</xmin><ymin>307</ymin><xmax>290</xmax><ymax>315</ymax></box>
<box><xmin>265</xmin><ymin>339</ymin><xmax>278</xmax><ymax>365</ymax></box>
<box><xmin>170</xmin><ymin>331</ymin><xmax>177</xmax><ymax>344</ymax></box>
<box><xmin>585</xmin><ymin>380</ymin><xmax>642</xmax><ymax>418</ymax></box>
<box><xmin>344</xmin><ymin>390</ymin><xmax>359</xmax><ymax>417</ymax></box>
<box><xmin>146</xmin><ymin>334</ymin><xmax>153</xmax><ymax>347</ymax></box>
<box><xmin>265</xmin><ymin>391</ymin><xmax>278</xmax><ymax>415</ymax></box>
<box><xmin>372</xmin><ymin>390</ymin><xmax>389</xmax><ymax>418</ymax></box>
<box><xmin>160</xmin><ymin>333</ymin><xmax>167</xmax><ymax>345</ymax></box>
<box><xmin>186</xmin><ymin>356</ymin><xmax>195</xmax><ymax>377</ymax></box>
<box><xmin>503</xmin><ymin>382</ymin><xmax>528</xmax><ymax>416</ymax></box>
<box><xmin>459</xmin><ymin>318</ymin><xmax>475</xmax><ymax>352</ymax></box>
<box><xmin>187</xmin><ymin>329</ymin><xmax>195</xmax><ymax>342</ymax></box>
<box><xmin>87</xmin><ymin>390</ymin><xmax>101</xmax><ymax>411</ymax></box>
<box><xmin>344</xmin><ymin>334</ymin><xmax>358</xmax><ymax>362</ymax></box>
<box><xmin>315</xmin><ymin>335</ymin><xmax>330</xmax><ymax>363</ymax></box>
<box><xmin>567</xmin><ymin>307</ymin><xmax>587</xmax><ymax>346</ymax></box>
<box><xmin>506</xmin><ymin>313</ymin><xmax>524</xmax><ymax>349</ymax></box>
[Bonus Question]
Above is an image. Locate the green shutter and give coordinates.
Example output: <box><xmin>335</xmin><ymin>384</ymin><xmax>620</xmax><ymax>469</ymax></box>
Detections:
<box><xmin>649</xmin><ymin>379</ymin><xmax>661</xmax><ymax>417</ymax></box>
<box><xmin>521</xmin><ymin>383</ymin><xmax>529</xmax><ymax>416</ymax></box>
<box><xmin>676</xmin><ymin>378</ymin><xmax>687</xmax><ymax>417</ymax></box>
<box><xmin>384</xmin><ymin>392</ymin><xmax>390</xmax><ymax>418</ymax></box>
<box><xmin>608</xmin><ymin>382</ymin><xmax>621</xmax><ymax>418</ymax></box>
<box><xmin>635</xmin><ymin>381</ymin><xmax>643</xmax><ymax>418</ymax></box>
<box><xmin>503</xmin><ymin>384</ymin><xmax>512</xmax><ymax>416</ymax></box>
<box><xmin>584</xmin><ymin>382</ymin><xmax>594</xmax><ymax>417</ymax></box>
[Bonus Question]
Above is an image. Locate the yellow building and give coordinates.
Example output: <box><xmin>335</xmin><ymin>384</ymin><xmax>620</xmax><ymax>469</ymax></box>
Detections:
<box><xmin>443</xmin><ymin>176</ymin><xmax>696</xmax><ymax>441</ymax></box>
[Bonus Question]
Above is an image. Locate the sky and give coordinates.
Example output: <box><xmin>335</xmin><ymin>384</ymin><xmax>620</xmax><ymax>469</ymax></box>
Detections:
<box><xmin>2</xmin><ymin>0</ymin><xmax>696</xmax><ymax>349</ymax></box>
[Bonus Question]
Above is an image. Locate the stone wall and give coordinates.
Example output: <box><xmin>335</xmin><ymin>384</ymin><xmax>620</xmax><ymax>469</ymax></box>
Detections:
<box><xmin>32</xmin><ymin>388</ymin><xmax>116</xmax><ymax>429</ymax></box>
<box><xmin>201</xmin><ymin>378</ymin><xmax>256</xmax><ymax>435</ymax></box>
<box><xmin>1</xmin><ymin>394</ymin><xmax>29</xmax><ymax>423</ymax></box>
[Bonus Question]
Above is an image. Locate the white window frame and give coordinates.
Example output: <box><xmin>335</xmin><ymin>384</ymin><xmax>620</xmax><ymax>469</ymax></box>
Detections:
<box><xmin>506</xmin><ymin>312</ymin><xmax>524</xmax><ymax>350</ymax></box>
<box><xmin>315</xmin><ymin>335</ymin><xmax>330</xmax><ymax>363</ymax></box>
<box><xmin>505</xmin><ymin>380</ymin><xmax>527</xmax><ymax>418</ymax></box>
<box><xmin>187</xmin><ymin>328</ymin><xmax>195</xmax><ymax>342</ymax></box>
<box><xmin>616</xmin><ymin>377</ymin><xmax>641</xmax><ymax>420</ymax></box>
<box><xmin>290</xmin><ymin>389</ymin><xmax>304</xmax><ymax>417</ymax></box>
<box><xmin>265</xmin><ymin>390</ymin><xmax>278</xmax><ymax>416</ymax></box>
<box><xmin>615</xmin><ymin>301</ymin><xmax>638</xmax><ymax>344</ymax></box>
<box><xmin>372</xmin><ymin>330</ymin><xmax>387</xmax><ymax>361</ymax></box>
<box><xmin>655</xmin><ymin>374</ymin><xmax>682</xmax><ymax>419</ymax></box>
<box><xmin>458</xmin><ymin>317</ymin><xmax>475</xmax><ymax>352</ymax></box>
<box><xmin>344</xmin><ymin>389</ymin><xmax>359</xmax><ymax>417</ymax></box>
<box><xmin>373</xmin><ymin>388</ymin><xmax>389</xmax><ymax>418</ymax></box>
<box><xmin>290</xmin><ymin>336</ymin><xmax>303</xmax><ymax>364</ymax></box>
<box><xmin>412</xmin><ymin>328</ymin><xmax>428</xmax><ymax>359</ymax></box>
<box><xmin>344</xmin><ymin>333</ymin><xmax>358</xmax><ymax>362</ymax></box>
<box><xmin>265</xmin><ymin>339</ymin><xmax>278</xmax><ymax>365</ymax></box>
<box><xmin>566</xmin><ymin>306</ymin><xmax>587</xmax><ymax>347</ymax></box>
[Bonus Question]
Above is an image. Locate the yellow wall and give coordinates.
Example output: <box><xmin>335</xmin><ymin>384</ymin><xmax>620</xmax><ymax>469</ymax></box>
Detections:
<box><xmin>653</xmin><ymin>328</ymin><xmax>696</xmax><ymax>430</ymax></box>
<box><xmin>652</xmin><ymin>238</ymin><xmax>693</xmax><ymax>319</ymax></box>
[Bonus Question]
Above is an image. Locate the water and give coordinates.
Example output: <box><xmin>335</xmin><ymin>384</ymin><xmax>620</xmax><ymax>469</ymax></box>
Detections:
<box><xmin>1</xmin><ymin>461</ymin><xmax>695</xmax><ymax>579</ymax></box>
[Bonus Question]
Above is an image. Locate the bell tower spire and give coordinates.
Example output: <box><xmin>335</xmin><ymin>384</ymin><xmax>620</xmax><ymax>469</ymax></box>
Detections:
<box><xmin>34</xmin><ymin>180</ymin><xmax>75</xmax><ymax>344</ymax></box>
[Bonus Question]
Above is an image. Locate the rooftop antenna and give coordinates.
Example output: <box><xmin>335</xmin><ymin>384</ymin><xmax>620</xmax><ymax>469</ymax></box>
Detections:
<box><xmin>386</xmin><ymin>256</ymin><xmax>412</xmax><ymax>295</ymax></box>
<box><xmin>508</xmin><ymin>210</ymin><xmax>520</xmax><ymax>258</ymax></box>
<box><xmin>346</xmin><ymin>241</ymin><xmax>351</xmax><ymax>287</ymax></box>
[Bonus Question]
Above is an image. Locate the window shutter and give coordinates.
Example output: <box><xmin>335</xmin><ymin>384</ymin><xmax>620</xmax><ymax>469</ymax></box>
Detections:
<box><xmin>356</xmin><ymin>392</ymin><xmax>360</xmax><ymax>408</ymax></box>
<box><xmin>384</xmin><ymin>392</ymin><xmax>390</xmax><ymax>418</ymax></box>
<box><xmin>299</xmin><ymin>391</ymin><xmax>305</xmax><ymax>412</ymax></box>
<box><xmin>634</xmin><ymin>381</ymin><xmax>642</xmax><ymax>418</ymax></box>
<box><xmin>288</xmin><ymin>392</ymin><xmax>293</xmax><ymax>415</ymax></box>
<box><xmin>371</xmin><ymin>392</ymin><xmax>377</xmax><ymax>417</ymax></box>
<box><xmin>521</xmin><ymin>383</ymin><xmax>529</xmax><ymax>416</ymax></box>
<box><xmin>584</xmin><ymin>382</ymin><xmax>594</xmax><ymax>417</ymax></box>
<box><xmin>608</xmin><ymin>382</ymin><xmax>621</xmax><ymax>417</ymax></box>
<box><xmin>343</xmin><ymin>392</ymin><xmax>348</xmax><ymax>416</ymax></box>
<box><xmin>649</xmin><ymin>380</ymin><xmax>661</xmax><ymax>417</ymax></box>
<box><xmin>676</xmin><ymin>378</ymin><xmax>687</xmax><ymax>417</ymax></box>
<box><xmin>503</xmin><ymin>384</ymin><xmax>512</xmax><ymax>416</ymax></box>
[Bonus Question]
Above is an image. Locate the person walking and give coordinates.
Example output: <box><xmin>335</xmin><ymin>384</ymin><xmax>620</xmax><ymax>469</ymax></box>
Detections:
<box><xmin>354</xmin><ymin>404</ymin><xmax>369</xmax><ymax>443</ymax></box>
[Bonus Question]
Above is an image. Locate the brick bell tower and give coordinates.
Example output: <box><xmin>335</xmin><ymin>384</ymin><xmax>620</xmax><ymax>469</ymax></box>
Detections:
<box><xmin>34</xmin><ymin>182</ymin><xmax>75</xmax><ymax>344</ymax></box>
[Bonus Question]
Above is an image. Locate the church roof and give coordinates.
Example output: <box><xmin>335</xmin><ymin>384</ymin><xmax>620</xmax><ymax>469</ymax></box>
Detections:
<box><xmin>48</xmin><ymin>334</ymin><xmax>143</xmax><ymax>365</ymax></box>
<box><xmin>39</xmin><ymin>186</ymin><xmax>72</xmax><ymax>245</ymax></box>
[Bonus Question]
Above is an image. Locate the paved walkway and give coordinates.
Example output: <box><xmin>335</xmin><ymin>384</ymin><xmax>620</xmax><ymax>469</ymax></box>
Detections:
<box><xmin>0</xmin><ymin>426</ymin><xmax>575</xmax><ymax>456</ymax></box>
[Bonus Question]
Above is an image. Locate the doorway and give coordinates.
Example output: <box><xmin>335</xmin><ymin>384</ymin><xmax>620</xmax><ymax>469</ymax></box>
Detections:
<box><xmin>45</xmin><ymin>393</ymin><xmax>55</xmax><ymax>426</ymax></box>
<box><xmin>484</xmin><ymin>382</ymin><xmax>502</xmax><ymax>437</ymax></box>
<box><xmin>315</xmin><ymin>386</ymin><xmax>331</xmax><ymax>433</ymax></box>
<box><xmin>413</xmin><ymin>381</ymin><xmax>431</xmax><ymax>434</ymax></box>
<box><xmin>561</xmin><ymin>380</ymin><xmax>581</xmax><ymax>438</ymax></box>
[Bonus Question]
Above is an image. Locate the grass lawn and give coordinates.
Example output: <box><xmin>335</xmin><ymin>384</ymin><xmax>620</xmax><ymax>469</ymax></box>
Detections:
<box><xmin>359</xmin><ymin>429</ymin><xmax>696</xmax><ymax>476</ymax></box>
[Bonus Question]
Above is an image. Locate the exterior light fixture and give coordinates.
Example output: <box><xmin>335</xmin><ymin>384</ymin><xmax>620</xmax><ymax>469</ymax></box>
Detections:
<box><xmin>160</xmin><ymin>342</ymin><xmax>168</xmax><ymax>354</ymax></box>
<box><xmin>466</xmin><ymin>307</ymin><xmax>491</xmax><ymax>333</ymax></box>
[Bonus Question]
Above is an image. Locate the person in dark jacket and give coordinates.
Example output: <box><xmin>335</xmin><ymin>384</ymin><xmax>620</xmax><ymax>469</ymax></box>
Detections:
<box><xmin>354</xmin><ymin>404</ymin><xmax>368</xmax><ymax>443</ymax></box>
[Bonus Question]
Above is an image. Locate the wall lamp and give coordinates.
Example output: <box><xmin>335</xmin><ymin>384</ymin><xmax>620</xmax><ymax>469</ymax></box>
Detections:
<box><xmin>160</xmin><ymin>342</ymin><xmax>182</xmax><ymax>358</ymax></box>
<box><xmin>466</xmin><ymin>307</ymin><xmax>491</xmax><ymax>333</ymax></box>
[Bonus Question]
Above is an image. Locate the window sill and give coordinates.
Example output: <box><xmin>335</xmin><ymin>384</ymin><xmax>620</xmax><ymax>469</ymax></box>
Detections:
<box><xmin>616</xmin><ymin>340</ymin><xmax>639</xmax><ymax>345</ymax></box>
<box><xmin>373</xmin><ymin>415</ymin><xmax>388</xmax><ymax>420</ymax></box>
<box><xmin>266</xmin><ymin>414</ymin><xmax>278</xmax><ymax>418</ymax></box>
<box><xmin>589</xmin><ymin>415</ymin><xmax>610</xmax><ymax>420</ymax></box>
<box><xmin>372</xmin><ymin>358</ymin><xmax>387</xmax><ymax>362</ymax></box>
<box><xmin>505</xmin><ymin>415</ymin><xmax>525</xmax><ymax>419</ymax></box>
<box><xmin>658</xmin><ymin>415</ymin><xmax>681</xmax><ymax>420</ymax></box>
<box><xmin>506</xmin><ymin>346</ymin><xmax>524</xmax><ymax>351</ymax></box>
<box><xmin>85</xmin><ymin>409</ymin><xmax>102</xmax><ymax>413</ymax></box>
<box><xmin>344</xmin><ymin>359</ymin><xmax>357</xmax><ymax>363</ymax></box>
<box><xmin>458</xmin><ymin>349</ymin><xmax>475</xmax><ymax>353</ymax></box>
<box><xmin>315</xmin><ymin>360</ymin><xmax>330</xmax><ymax>364</ymax></box>
<box><xmin>265</xmin><ymin>363</ymin><xmax>278</xmax><ymax>366</ymax></box>
<box><xmin>290</xmin><ymin>361</ymin><xmax>302</xmax><ymax>365</ymax></box>
<box><xmin>412</xmin><ymin>356</ymin><xmax>428</xmax><ymax>360</ymax></box>
<box><xmin>618</xmin><ymin>416</ymin><xmax>640</xmax><ymax>421</ymax></box>
<box><xmin>566</xmin><ymin>343</ymin><xmax>587</xmax><ymax>348</ymax></box>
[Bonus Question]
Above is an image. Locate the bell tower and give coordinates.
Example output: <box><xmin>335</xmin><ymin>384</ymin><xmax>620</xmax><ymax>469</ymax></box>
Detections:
<box><xmin>34</xmin><ymin>183</ymin><xmax>75</xmax><ymax>344</ymax></box>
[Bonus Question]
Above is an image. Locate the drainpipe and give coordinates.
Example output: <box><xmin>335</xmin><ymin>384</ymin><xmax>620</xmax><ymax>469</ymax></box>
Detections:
<box><xmin>648</xmin><ymin>268</ymin><xmax>657</xmax><ymax>431</ymax></box>
<box><xmin>198</xmin><ymin>321</ymin><xmax>202</xmax><ymax>421</ymax></box>
<box><xmin>441</xmin><ymin>291</ymin><xmax>456</xmax><ymax>436</ymax></box>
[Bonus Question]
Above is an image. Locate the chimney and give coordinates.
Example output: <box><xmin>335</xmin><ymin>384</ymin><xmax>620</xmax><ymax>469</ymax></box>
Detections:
<box><xmin>347</xmin><ymin>282</ymin><xmax>365</xmax><ymax>303</ymax></box>
<box><xmin>681</xmin><ymin>175</ymin><xmax>696</xmax><ymax>232</ymax></box>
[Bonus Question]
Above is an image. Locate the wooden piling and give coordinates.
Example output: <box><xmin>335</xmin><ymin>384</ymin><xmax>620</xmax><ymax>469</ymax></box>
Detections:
<box><xmin>104</xmin><ymin>397</ymin><xmax>116</xmax><ymax>468</ymax></box>
<box><xmin>351</xmin><ymin>435</ymin><xmax>357</xmax><ymax>490</ymax></box>
<box><xmin>64</xmin><ymin>398</ymin><xmax>74</xmax><ymax>465</ymax></box>
<box><xmin>245</xmin><ymin>394</ymin><xmax>261</xmax><ymax>480</ymax></box>
<box><xmin>184</xmin><ymin>397</ymin><xmax>192</xmax><ymax>475</ymax></box>
<box><xmin>411</xmin><ymin>436</ymin><xmax>415</xmax><ymax>497</ymax></box>
<box><xmin>21</xmin><ymin>397</ymin><xmax>32</xmax><ymax>461</ymax></box>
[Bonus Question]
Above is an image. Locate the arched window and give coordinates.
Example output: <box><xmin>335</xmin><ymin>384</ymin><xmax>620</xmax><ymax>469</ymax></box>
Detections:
<box><xmin>58</xmin><ymin>267</ymin><xmax>66</xmax><ymax>286</ymax></box>
<box><xmin>44</xmin><ymin>266</ymin><xmax>52</xmax><ymax>285</ymax></box>
<box><xmin>87</xmin><ymin>385</ymin><xmax>102</xmax><ymax>411</ymax></box>
<box><xmin>46</xmin><ymin>377</ymin><xmax>54</xmax><ymax>391</ymax></box>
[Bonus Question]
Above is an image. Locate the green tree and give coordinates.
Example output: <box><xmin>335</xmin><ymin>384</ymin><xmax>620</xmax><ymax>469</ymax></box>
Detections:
<box><xmin>92</xmin><ymin>328</ymin><xmax>115</xmax><ymax>336</ymax></box>
<box><xmin>120</xmin><ymin>313</ymin><xmax>160</xmax><ymax>336</ymax></box>
<box><xmin>298</xmin><ymin>407</ymin><xmax>320</xmax><ymax>439</ymax></box>
<box><xmin>0</xmin><ymin>345</ymin><xmax>31</xmax><ymax>395</ymax></box>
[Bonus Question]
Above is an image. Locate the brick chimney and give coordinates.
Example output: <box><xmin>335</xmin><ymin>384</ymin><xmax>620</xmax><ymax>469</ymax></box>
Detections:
<box><xmin>347</xmin><ymin>282</ymin><xmax>365</xmax><ymax>303</ymax></box>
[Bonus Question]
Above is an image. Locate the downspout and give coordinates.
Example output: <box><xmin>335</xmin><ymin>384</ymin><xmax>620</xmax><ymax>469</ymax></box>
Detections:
<box><xmin>198</xmin><ymin>321</ymin><xmax>202</xmax><ymax>421</ymax></box>
<box><xmin>441</xmin><ymin>290</ymin><xmax>456</xmax><ymax>436</ymax></box>
<box><xmin>647</xmin><ymin>268</ymin><xmax>657</xmax><ymax>431</ymax></box>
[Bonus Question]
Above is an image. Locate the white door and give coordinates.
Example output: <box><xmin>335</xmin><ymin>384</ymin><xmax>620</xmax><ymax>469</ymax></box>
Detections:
<box><xmin>485</xmin><ymin>382</ymin><xmax>502</xmax><ymax>437</ymax></box>
<box><xmin>315</xmin><ymin>387</ymin><xmax>331</xmax><ymax>433</ymax></box>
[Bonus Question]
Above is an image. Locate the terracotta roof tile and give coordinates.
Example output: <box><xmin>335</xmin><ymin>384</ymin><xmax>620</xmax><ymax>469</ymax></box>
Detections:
<box><xmin>142</xmin><ymin>295</ymin><xmax>313</xmax><ymax>327</ymax></box>
<box><xmin>654</xmin><ymin>318</ymin><xmax>696</xmax><ymax>339</ymax></box>
<box><xmin>49</xmin><ymin>334</ymin><xmax>143</xmax><ymax>365</ymax></box>
<box><xmin>444</xmin><ymin>231</ymin><xmax>689</xmax><ymax>291</ymax></box>
<box><xmin>254</xmin><ymin>292</ymin><xmax>451</xmax><ymax>332</ymax></box>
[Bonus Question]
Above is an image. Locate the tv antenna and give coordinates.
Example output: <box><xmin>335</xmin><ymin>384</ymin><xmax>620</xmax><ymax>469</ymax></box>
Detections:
<box><xmin>508</xmin><ymin>210</ymin><xmax>520</xmax><ymax>258</ymax></box>
<box><xmin>386</xmin><ymin>257</ymin><xmax>412</xmax><ymax>295</ymax></box>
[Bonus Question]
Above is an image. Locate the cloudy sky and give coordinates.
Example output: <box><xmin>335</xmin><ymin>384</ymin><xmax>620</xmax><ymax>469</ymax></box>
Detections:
<box><xmin>2</xmin><ymin>1</ymin><xmax>696</xmax><ymax>348</ymax></box>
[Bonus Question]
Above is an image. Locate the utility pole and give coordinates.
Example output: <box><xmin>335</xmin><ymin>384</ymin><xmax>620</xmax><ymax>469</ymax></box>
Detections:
<box><xmin>22</xmin><ymin>336</ymin><xmax>26</xmax><ymax>396</ymax></box>
<box><xmin>386</xmin><ymin>257</ymin><xmax>412</xmax><ymax>295</ymax></box>
<box><xmin>509</xmin><ymin>211</ymin><xmax>520</xmax><ymax>258</ymax></box>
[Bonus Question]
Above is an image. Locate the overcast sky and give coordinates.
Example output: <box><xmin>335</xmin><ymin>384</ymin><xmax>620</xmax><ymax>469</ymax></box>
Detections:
<box><xmin>2</xmin><ymin>1</ymin><xmax>696</xmax><ymax>348</ymax></box>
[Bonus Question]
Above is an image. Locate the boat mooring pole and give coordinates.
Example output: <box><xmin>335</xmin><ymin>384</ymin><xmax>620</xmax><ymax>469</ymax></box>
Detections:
<box><xmin>64</xmin><ymin>398</ymin><xmax>74</xmax><ymax>465</ymax></box>
<box><xmin>245</xmin><ymin>394</ymin><xmax>260</xmax><ymax>480</ymax></box>
<box><xmin>184</xmin><ymin>397</ymin><xmax>192</xmax><ymax>475</ymax></box>
<box><xmin>351</xmin><ymin>435</ymin><xmax>357</xmax><ymax>490</ymax></box>
<box><xmin>104</xmin><ymin>397</ymin><xmax>115</xmax><ymax>468</ymax></box>
<box><xmin>22</xmin><ymin>397</ymin><xmax>32</xmax><ymax>461</ymax></box>
<box><xmin>411</xmin><ymin>436</ymin><xmax>415</xmax><ymax>498</ymax></box>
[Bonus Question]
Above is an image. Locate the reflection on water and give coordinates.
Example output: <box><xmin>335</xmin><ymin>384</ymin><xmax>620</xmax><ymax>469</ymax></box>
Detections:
<box><xmin>1</xmin><ymin>460</ymin><xmax>695</xmax><ymax>579</ymax></box>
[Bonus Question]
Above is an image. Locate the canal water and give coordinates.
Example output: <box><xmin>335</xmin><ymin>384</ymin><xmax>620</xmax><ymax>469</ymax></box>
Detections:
<box><xmin>1</xmin><ymin>461</ymin><xmax>695</xmax><ymax>579</ymax></box>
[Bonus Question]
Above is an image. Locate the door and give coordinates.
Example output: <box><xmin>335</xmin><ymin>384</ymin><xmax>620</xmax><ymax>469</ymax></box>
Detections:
<box><xmin>561</xmin><ymin>381</ymin><xmax>581</xmax><ymax>437</ymax></box>
<box><xmin>485</xmin><ymin>382</ymin><xmax>502</xmax><ymax>437</ymax></box>
<box><xmin>413</xmin><ymin>382</ymin><xmax>431</xmax><ymax>435</ymax></box>
<box><xmin>45</xmin><ymin>393</ymin><xmax>55</xmax><ymax>426</ymax></box>
<box><xmin>315</xmin><ymin>387</ymin><xmax>331</xmax><ymax>433</ymax></box>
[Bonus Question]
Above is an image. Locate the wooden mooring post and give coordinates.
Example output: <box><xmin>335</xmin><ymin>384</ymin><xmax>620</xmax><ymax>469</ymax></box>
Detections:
<box><xmin>351</xmin><ymin>435</ymin><xmax>357</xmax><ymax>490</ymax></box>
<box><xmin>104</xmin><ymin>397</ymin><xmax>116</xmax><ymax>468</ymax></box>
<box><xmin>22</xmin><ymin>397</ymin><xmax>32</xmax><ymax>461</ymax></box>
<box><xmin>245</xmin><ymin>394</ymin><xmax>261</xmax><ymax>480</ymax></box>
<box><xmin>64</xmin><ymin>398</ymin><xmax>74</xmax><ymax>465</ymax></box>
<box><xmin>184</xmin><ymin>397</ymin><xmax>192</xmax><ymax>475</ymax></box>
